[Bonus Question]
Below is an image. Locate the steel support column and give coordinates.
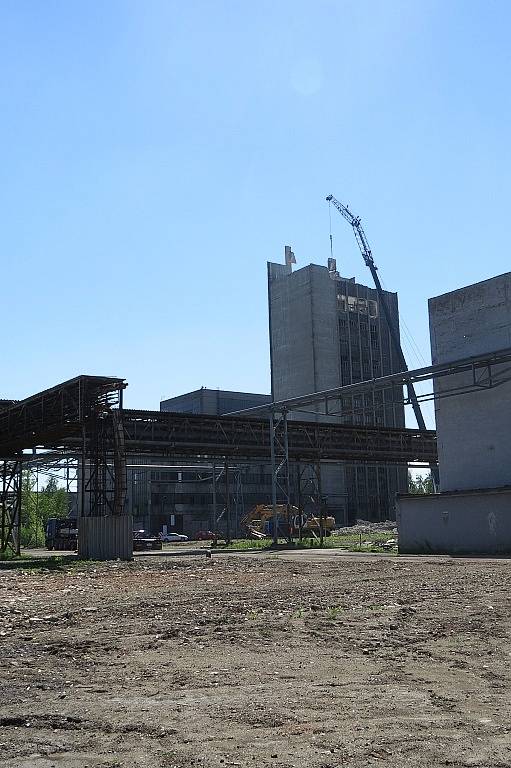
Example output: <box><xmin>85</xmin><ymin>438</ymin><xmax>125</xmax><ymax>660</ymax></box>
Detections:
<box><xmin>316</xmin><ymin>460</ymin><xmax>324</xmax><ymax>546</ymax></box>
<box><xmin>0</xmin><ymin>458</ymin><xmax>22</xmax><ymax>555</ymax></box>
<box><xmin>83</xmin><ymin>404</ymin><xmax>126</xmax><ymax>518</ymax></box>
<box><xmin>224</xmin><ymin>460</ymin><xmax>232</xmax><ymax>545</ymax></box>
<box><xmin>269</xmin><ymin>408</ymin><xmax>291</xmax><ymax>544</ymax></box>
<box><xmin>211</xmin><ymin>462</ymin><xmax>217</xmax><ymax>532</ymax></box>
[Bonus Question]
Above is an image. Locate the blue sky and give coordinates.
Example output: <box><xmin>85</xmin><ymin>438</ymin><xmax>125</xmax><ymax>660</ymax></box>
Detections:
<box><xmin>1</xmin><ymin>1</ymin><xmax>510</xmax><ymax>413</ymax></box>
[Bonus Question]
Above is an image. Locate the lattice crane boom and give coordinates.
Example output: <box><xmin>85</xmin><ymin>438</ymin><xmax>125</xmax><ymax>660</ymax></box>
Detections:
<box><xmin>326</xmin><ymin>195</ymin><xmax>374</xmax><ymax>268</ymax></box>
<box><xmin>326</xmin><ymin>192</ymin><xmax>438</xmax><ymax>496</ymax></box>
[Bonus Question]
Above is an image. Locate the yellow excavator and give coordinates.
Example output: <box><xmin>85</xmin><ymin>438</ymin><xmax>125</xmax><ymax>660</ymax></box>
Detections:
<box><xmin>241</xmin><ymin>504</ymin><xmax>336</xmax><ymax>539</ymax></box>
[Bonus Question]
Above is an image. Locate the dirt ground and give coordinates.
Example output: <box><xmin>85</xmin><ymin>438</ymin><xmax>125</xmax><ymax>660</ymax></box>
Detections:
<box><xmin>1</xmin><ymin>551</ymin><xmax>511</xmax><ymax>768</ymax></box>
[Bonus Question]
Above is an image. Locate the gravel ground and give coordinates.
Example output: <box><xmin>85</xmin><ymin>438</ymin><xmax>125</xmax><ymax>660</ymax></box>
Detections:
<box><xmin>1</xmin><ymin>552</ymin><xmax>511</xmax><ymax>767</ymax></box>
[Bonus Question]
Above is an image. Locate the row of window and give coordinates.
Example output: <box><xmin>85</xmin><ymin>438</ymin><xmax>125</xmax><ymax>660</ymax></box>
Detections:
<box><xmin>337</xmin><ymin>295</ymin><xmax>379</xmax><ymax>317</ymax></box>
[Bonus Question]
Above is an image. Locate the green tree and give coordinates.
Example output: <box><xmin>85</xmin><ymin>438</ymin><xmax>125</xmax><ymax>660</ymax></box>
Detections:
<box><xmin>38</xmin><ymin>477</ymin><xmax>68</xmax><ymax>523</ymax></box>
<box><xmin>408</xmin><ymin>471</ymin><xmax>434</xmax><ymax>495</ymax></box>
<box><xmin>21</xmin><ymin>471</ymin><xmax>41</xmax><ymax>546</ymax></box>
<box><xmin>21</xmin><ymin>472</ymin><xmax>69</xmax><ymax>547</ymax></box>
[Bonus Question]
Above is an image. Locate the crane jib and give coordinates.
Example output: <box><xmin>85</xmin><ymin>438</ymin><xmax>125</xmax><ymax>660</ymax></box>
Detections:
<box><xmin>325</xmin><ymin>192</ymin><xmax>439</xmax><ymax>487</ymax></box>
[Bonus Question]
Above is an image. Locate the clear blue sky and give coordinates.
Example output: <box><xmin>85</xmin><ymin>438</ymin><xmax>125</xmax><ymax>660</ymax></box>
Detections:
<box><xmin>2</xmin><ymin>1</ymin><xmax>510</xmax><ymax>411</ymax></box>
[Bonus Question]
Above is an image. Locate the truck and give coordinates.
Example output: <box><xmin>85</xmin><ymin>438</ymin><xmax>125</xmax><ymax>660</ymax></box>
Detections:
<box><xmin>45</xmin><ymin>521</ymin><xmax>163</xmax><ymax>553</ymax></box>
<box><xmin>45</xmin><ymin>518</ymin><xmax>79</xmax><ymax>551</ymax></box>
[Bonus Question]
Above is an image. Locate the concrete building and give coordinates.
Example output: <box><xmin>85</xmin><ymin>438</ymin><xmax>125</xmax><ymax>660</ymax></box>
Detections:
<box><xmin>397</xmin><ymin>272</ymin><xmax>511</xmax><ymax>555</ymax></box>
<box><xmin>268</xmin><ymin>256</ymin><xmax>407</xmax><ymax>523</ymax></box>
<box><xmin>128</xmin><ymin>389</ymin><xmax>273</xmax><ymax>537</ymax></box>
<box><xmin>429</xmin><ymin>273</ymin><xmax>511</xmax><ymax>492</ymax></box>
<box><xmin>161</xmin><ymin>388</ymin><xmax>271</xmax><ymax>416</ymax></box>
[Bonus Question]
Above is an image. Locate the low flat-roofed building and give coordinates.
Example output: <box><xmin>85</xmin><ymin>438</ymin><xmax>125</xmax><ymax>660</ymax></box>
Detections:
<box><xmin>160</xmin><ymin>388</ymin><xmax>271</xmax><ymax>415</ymax></box>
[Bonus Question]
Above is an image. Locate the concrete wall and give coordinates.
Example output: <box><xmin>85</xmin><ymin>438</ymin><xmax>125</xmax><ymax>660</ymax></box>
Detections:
<box><xmin>268</xmin><ymin>263</ymin><xmax>340</xmax><ymax>406</ymax></box>
<box><xmin>429</xmin><ymin>272</ymin><xmax>511</xmax><ymax>491</ymax></box>
<box><xmin>397</xmin><ymin>489</ymin><xmax>511</xmax><ymax>555</ymax></box>
<box><xmin>268</xmin><ymin>260</ymin><xmax>407</xmax><ymax>522</ymax></box>
<box><xmin>78</xmin><ymin>515</ymin><xmax>133</xmax><ymax>560</ymax></box>
<box><xmin>161</xmin><ymin>389</ymin><xmax>271</xmax><ymax>415</ymax></box>
<box><xmin>268</xmin><ymin>263</ymin><xmax>345</xmax><ymax>519</ymax></box>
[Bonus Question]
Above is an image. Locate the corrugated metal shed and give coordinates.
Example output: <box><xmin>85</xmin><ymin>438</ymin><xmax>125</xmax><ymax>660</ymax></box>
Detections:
<box><xmin>79</xmin><ymin>516</ymin><xmax>133</xmax><ymax>560</ymax></box>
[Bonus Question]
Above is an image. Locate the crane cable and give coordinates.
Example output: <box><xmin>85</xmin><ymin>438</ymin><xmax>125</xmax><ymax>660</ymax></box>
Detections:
<box><xmin>378</xmin><ymin>272</ymin><xmax>435</xmax><ymax>423</ymax></box>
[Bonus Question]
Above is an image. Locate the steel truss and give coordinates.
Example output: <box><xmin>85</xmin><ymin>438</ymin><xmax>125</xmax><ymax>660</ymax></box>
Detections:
<box><xmin>269</xmin><ymin>409</ymin><xmax>291</xmax><ymax>543</ymax></box>
<box><xmin>0</xmin><ymin>376</ymin><xmax>125</xmax><ymax>456</ymax></box>
<box><xmin>0</xmin><ymin>367</ymin><xmax>440</xmax><ymax>553</ymax></box>
<box><xmin>269</xmin><ymin>428</ymin><xmax>328</xmax><ymax>546</ymax></box>
<box><xmin>295</xmin><ymin>461</ymin><xmax>325</xmax><ymax>541</ymax></box>
<box><xmin>0</xmin><ymin>458</ymin><xmax>22</xmax><ymax>554</ymax></box>
<box><xmin>228</xmin><ymin>346</ymin><xmax>511</xmax><ymax>419</ymax></box>
<box><xmin>210</xmin><ymin>463</ymin><xmax>245</xmax><ymax>541</ymax></box>
<box><xmin>84</xmin><ymin>407</ymin><xmax>127</xmax><ymax>517</ymax></box>
<box><xmin>198</xmin><ymin>460</ymin><xmax>233</xmax><ymax>542</ymax></box>
<box><xmin>0</xmin><ymin>377</ymin><xmax>127</xmax><ymax>553</ymax></box>
<box><xmin>119</xmin><ymin>410</ymin><xmax>436</xmax><ymax>464</ymax></box>
<box><xmin>226</xmin><ymin>347</ymin><xmax>511</xmax><ymax>543</ymax></box>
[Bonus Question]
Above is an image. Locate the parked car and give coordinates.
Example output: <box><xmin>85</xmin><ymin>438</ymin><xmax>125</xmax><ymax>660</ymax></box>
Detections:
<box><xmin>159</xmin><ymin>532</ymin><xmax>189</xmax><ymax>543</ymax></box>
<box><xmin>133</xmin><ymin>530</ymin><xmax>163</xmax><ymax>551</ymax></box>
<box><xmin>196</xmin><ymin>530</ymin><xmax>219</xmax><ymax>541</ymax></box>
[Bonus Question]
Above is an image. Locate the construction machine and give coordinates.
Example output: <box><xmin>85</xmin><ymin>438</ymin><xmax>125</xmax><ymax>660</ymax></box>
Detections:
<box><xmin>45</xmin><ymin>519</ymin><xmax>162</xmax><ymax>552</ymax></box>
<box><xmin>242</xmin><ymin>504</ymin><xmax>335</xmax><ymax>539</ymax></box>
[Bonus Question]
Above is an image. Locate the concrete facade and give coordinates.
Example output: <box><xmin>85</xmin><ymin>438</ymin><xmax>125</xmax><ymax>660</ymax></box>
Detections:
<box><xmin>429</xmin><ymin>272</ymin><xmax>511</xmax><ymax>492</ymax></box>
<box><xmin>268</xmin><ymin>259</ymin><xmax>407</xmax><ymax>523</ymax></box>
<box><xmin>161</xmin><ymin>388</ymin><xmax>271</xmax><ymax>416</ymax></box>
<box><xmin>268</xmin><ymin>262</ymin><xmax>340</xmax><ymax>403</ymax></box>
<box><xmin>397</xmin><ymin>488</ymin><xmax>511</xmax><ymax>555</ymax></box>
<box><xmin>397</xmin><ymin>272</ymin><xmax>511</xmax><ymax>556</ymax></box>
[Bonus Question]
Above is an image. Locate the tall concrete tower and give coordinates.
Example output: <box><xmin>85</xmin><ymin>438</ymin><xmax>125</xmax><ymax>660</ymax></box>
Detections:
<box><xmin>268</xmin><ymin>255</ymin><xmax>407</xmax><ymax>523</ymax></box>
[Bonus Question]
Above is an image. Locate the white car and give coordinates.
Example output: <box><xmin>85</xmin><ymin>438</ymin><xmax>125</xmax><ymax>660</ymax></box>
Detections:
<box><xmin>159</xmin><ymin>532</ymin><xmax>189</xmax><ymax>542</ymax></box>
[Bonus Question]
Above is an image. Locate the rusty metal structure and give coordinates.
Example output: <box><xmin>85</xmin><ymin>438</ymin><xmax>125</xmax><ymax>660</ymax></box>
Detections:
<box><xmin>227</xmin><ymin>344</ymin><xmax>511</xmax><ymax>542</ymax></box>
<box><xmin>0</xmin><ymin>376</ymin><xmax>126</xmax><ymax>554</ymax></box>
<box><xmin>119</xmin><ymin>409</ymin><xmax>435</xmax><ymax>463</ymax></box>
<box><xmin>3</xmin><ymin>344</ymin><xmax>511</xmax><ymax>553</ymax></box>
<box><xmin>0</xmin><ymin>375</ymin><xmax>437</xmax><ymax>554</ymax></box>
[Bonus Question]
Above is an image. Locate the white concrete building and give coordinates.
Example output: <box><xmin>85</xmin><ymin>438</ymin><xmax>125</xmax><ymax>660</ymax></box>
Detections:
<box><xmin>397</xmin><ymin>272</ymin><xmax>511</xmax><ymax>555</ymax></box>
